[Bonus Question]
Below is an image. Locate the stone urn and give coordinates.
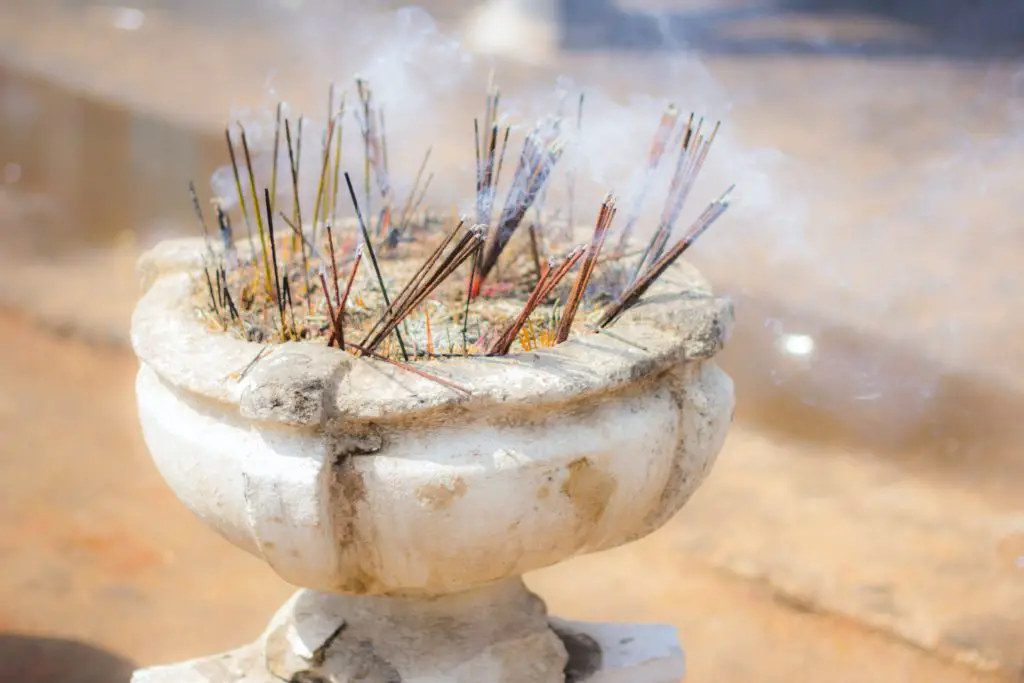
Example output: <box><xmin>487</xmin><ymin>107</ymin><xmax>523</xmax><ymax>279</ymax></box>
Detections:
<box><xmin>129</xmin><ymin>236</ymin><xmax>735</xmax><ymax>683</ymax></box>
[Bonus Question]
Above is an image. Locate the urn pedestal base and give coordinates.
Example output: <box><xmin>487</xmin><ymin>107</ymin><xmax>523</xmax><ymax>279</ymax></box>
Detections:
<box><xmin>131</xmin><ymin>579</ymin><xmax>684</xmax><ymax>683</ymax></box>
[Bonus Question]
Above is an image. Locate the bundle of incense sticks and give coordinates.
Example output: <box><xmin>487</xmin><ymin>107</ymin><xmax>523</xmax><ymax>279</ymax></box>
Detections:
<box><xmin>355</xmin><ymin>77</ymin><xmax>392</xmax><ymax>235</ymax></box>
<box><xmin>487</xmin><ymin>244</ymin><xmax>587</xmax><ymax>355</ymax></box>
<box><xmin>473</xmin><ymin>116</ymin><xmax>566</xmax><ymax>293</ymax></box>
<box><xmin>359</xmin><ymin>220</ymin><xmax>484</xmax><ymax>355</ymax></box>
<box><xmin>631</xmin><ymin>115</ymin><xmax>721</xmax><ymax>283</ymax></box>
<box><xmin>598</xmin><ymin>186</ymin><xmax>733</xmax><ymax>328</ymax></box>
<box><xmin>193</xmin><ymin>76</ymin><xmax>734</xmax><ymax>372</ymax></box>
<box><xmin>615</xmin><ymin>103</ymin><xmax>680</xmax><ymax>254</ymax></box>
<box><xmin>474</xmin><ymin>82</ymin><xmax>511</xmax><ymax>229</ymax></box>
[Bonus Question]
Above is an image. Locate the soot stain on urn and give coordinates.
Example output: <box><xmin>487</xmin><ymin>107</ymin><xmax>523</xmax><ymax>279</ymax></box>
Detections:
<box><xmin>551</xmin><ymin>623</ymin><xmax>603</xmax><ymax>682</ymax></box>
<box><xmin>561</xmin><ymin>457</ymin><xmax>617</xmax><ymax>527</ymax></box>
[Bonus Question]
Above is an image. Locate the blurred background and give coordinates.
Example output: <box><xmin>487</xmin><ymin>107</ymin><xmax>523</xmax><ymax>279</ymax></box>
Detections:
<box><xmin>0</xmin><ymin>0</ymin><xmax>1022</xmax><ymax>681</ymax></box>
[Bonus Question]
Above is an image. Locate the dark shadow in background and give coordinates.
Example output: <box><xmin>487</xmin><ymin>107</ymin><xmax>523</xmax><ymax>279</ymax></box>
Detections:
<box><xmin>0</xmin><ymin>634</ymin><xmax>135</xmax><ymax>683</ymax></box>
<box><xmin>559</xmin><ymin>0</ymin><xmax>1024</xmax><ymax>59</ymax></box>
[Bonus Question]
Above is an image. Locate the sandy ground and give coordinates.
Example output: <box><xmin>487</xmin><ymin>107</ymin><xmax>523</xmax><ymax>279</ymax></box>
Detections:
<box><xmin>1</xmin><ymin>1</ymin><xmax>1023</xmax><ymax>681</ymax></box>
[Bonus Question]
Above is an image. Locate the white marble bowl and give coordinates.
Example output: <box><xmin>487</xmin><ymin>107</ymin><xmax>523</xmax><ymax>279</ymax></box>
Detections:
<box><xmin>131</xmin><ymin>237</ymin><xmax>734</xmax><ymax>597</ymax></box>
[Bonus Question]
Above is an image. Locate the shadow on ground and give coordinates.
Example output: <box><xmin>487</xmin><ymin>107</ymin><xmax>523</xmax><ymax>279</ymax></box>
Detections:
<box><xmin>559</xmin><ymin>0</ymin><xmax>1024</xmax><ymax>59</ymax></box>
<box><xmin>0</xmin><ymin>634</ymin><xmax>135</xmax><ymax>683</ymax></box>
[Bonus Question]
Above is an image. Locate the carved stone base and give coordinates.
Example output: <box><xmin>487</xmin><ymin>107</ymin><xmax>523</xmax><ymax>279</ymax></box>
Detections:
<box><xmin>132</xmin><ymin>580</ymin><xmax>684</xmax><ymax>683</ymax></box>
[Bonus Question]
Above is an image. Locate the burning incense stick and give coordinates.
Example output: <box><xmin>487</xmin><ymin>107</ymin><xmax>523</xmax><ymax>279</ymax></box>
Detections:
<box><xmin>632</xmin><ymin>117</ymin><xmax>720</xmax><ymax>283</ymax></box>
<box><xmin>474</xmin><ymin>117</ymin><xmax>566</xmax><ymax>293</ymax></box>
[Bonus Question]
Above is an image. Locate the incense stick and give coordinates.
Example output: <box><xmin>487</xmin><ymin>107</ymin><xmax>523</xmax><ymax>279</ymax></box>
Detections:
<box><xmin>238</xmin><ymin>124</ymin><xmax>275</xmax><ymax>300</ymax></box>
<box><xmin>345</xmin><ymin>342</ymin><xmax>472</xmax><ymax>395</ymax></box>
<box><xmin>327</xmin><ymin>246</ymin><xmax>362</xmax><ymax>349</ymax></box>
<box><xmin>224</xmin><ymin>127</ymin><xmax>258</xmax><ymax>262</ymax></box>
<box><xmin>345</xmin><ymin>171</ymin><xmax>409</xmax><ymax>360</ymax></box>
<box><xmin>554</xmin><ymin>196</ymin><xmax>616</xmax><ymax>344</ymax></box>
<box><xmin>270</xmin><ymin>102</ymin><xmax>283</xmax><ymax>215</ymax></box>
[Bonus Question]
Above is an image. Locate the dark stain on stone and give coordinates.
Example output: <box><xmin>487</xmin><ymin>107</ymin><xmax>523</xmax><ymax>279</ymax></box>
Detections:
<box><xmin>552</xmin><ymin>623</ymin><xmax>603</xmax><ymax>683</ymax></box>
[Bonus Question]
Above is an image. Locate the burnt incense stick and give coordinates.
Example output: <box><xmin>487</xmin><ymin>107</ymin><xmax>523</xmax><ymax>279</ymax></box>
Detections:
<box><xmin>365</xmin><ymin>220</ymin><xmax>466</xmax><ymax>346</ymax></box>
<box><xmin>271</xmin><ymin>102</ymin><xmax>283</xmax><ymax>214</ymax></box>
<box><xmin>319</xmin><ymin>268</ymin><xmax>338</xmax><ymax>346</ymax></box>
<box><xmin>394</xmin><ymin>146</ymin><xmax>432</xmax><ymax>241</ymax></box>
<box><xmin>325</xmin><ymin>220</ymin><xmax>341</xmax><ymax>315</ymax></box>
<box><xmin>224</xmin><ymin>282</ymin><xmax>240</xmax><ymax>322</ymax></box>
<box><xmin>238</xmin><ymin>124</ymin><xmax>274</xmax><ymax>300</ymax></box>
<box><xmin>327</xmin><ymin>246</ymin><xmax>362</xmax><ymax>349</ymax></box>
<box><xmin>330</xmin><ymin>93</ymin><xmax>346</xmax><ymax>226</ymax></box>
<box><xmin>215</xmin><ymin>267</ymin><xmax>224</xmax><ymax>309</ymax></box>
<box><xmin>356</xmin><ymin>78</ymin><xmax>373</xmax><ymax>222</ymax></box>
<box><xmin>215</xmin><ymin>204</ymin><xmax>237</xmax><ymax>266</ymax></box>
<box><xmin>310</xmin><ymin>114</ymin><xmax>337</xmax><ymax>247</ymax></box>
<box><xmin>277</xmin><ymin>212</ymin><xmax>322</xmax><ymax>261</ymax></box>
<box><xmin>264</xmin><ymin>189</ymin><xmax>284</xmax><ymax>325</ymax></box>
<box><xmin>527</xmin><ymin>223</ymin><xmax>543</xmax><ymax>283</ymax></box>
<box><xmin>345</xmin><ymin>171</ymin><xmax>409</xmax><ymax>360</ymax></box>
<box><xmin>295</xmin><ymin>114</ymin><xmax>304</xmax><ymax>184</ymax></box>
<box><xmin>204</xmin><ymin>267</ymin><xmax>219</xmax><ymax>313</ymax></box>
<box><xmin>494</xmin><ymin>125</ymin><xmax>511</xmax><ymax>188</ymax></box>
<box><xmin>283</xmin><ymin>119</ymin><xmax>312</xmax><ymax>305</ymax></box>
<box><xmin>224</xmin><ymin>127</ymin><xmax>257</xmax><ymax>259</ymax></box>
<box><xmin>282</xmin><ymin>274</ymin><xmax>296</xmax><ymax>335</ymax></box>
<box><xmin>474</xmin><ymin>118</ymin><xmax>482</xmax><ymax>204</ymax></box>
<box><xmin>189</xmin><ymin>181</ymin><xmax>211</xmax><ymax>244</ymax></box>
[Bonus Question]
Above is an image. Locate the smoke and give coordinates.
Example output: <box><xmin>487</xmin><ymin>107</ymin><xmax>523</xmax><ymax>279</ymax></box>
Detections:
<box><xmin>205</xmin><ymin>0</ymin><xmax>1024</xmax><ymax>461</ymax></box>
